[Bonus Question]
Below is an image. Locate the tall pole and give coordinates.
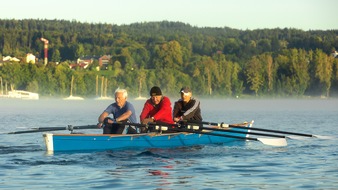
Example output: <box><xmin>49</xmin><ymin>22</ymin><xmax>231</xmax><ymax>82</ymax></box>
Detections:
<box><xmin>0</xmin><ymin>77</ymin><xmax>3</xmax><ymax>95</ymax></box>
<box><xmin>70</xmin><ymin>75</ymin><xmax>74</xmax><ymax>97</ymax></box>
<box><xmin>100</xmin><ymin>76</ymin><xmax>104</xmax><ymax>98</ymax></box>
<box><xmin>96</xmin><ymin>75</ymin><xmax>99</xmax><ymax>97</ymax></box>
<box><xmin>105</xmin><ymin>78</ymin><xmax>108</xmax><ymax>97</ymax></box>
<box><xmin>40</xmin><ymin>38</ymin><xmax>49</xmax><ymax>65</ymax></box>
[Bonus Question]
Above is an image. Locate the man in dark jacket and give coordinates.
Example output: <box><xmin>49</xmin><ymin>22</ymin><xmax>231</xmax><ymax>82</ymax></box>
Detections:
<box><xmin>173</xmin><ymin>87</ymin><xmax>202</xmax><ymax>122</ymax></box>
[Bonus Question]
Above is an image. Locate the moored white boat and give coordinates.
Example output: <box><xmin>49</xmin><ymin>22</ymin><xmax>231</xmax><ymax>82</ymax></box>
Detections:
<box><xmin>0</xmin><ymin>90</ymin><xmax>39</xmax><ymax>100</ymax></box>
<box><xmin>94</xmin><ymin>75</ymin><xmax>113</xmax><ymax>100</ymax></box>
<box><xmin>63</xmin><ymin>75</ymin><xmax>84</xmax><ymax>100</ymax></box>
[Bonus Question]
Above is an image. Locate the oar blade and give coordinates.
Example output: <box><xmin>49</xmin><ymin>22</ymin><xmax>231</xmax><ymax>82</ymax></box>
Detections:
<box><xmin>257</xmin><ymin>138</ymin><xmax>287</xmax><ymax>146</ymax></box>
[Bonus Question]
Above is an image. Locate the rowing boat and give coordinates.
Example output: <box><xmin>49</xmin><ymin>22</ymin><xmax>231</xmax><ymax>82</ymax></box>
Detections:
<box><xmin>43</xmin><ymin>121</ymin><xmax>254</xmax><ymax>153</ymax></box>
<box><xmin>9</xmin><ymin>119</ymin><xmax>331</xmax><ymax>153</ymax></box>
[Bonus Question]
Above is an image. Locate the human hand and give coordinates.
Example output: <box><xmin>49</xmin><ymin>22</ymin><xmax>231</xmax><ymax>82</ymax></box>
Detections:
<box><xmin>141</xmin><ymin>117</ymin><xmax>154</xmax><ymax>124</ymax></box>
<box><xmin>173</xmin><ymin>116</ymin><xmax>183</xmax><ymax>122</ymax></box>
<box><xmin>97</xmin><ymin>123</ymin><xmax>104</xmax><ymax>128</ymax></box>
<box><xmin>104</xmin><ymin>117</ymin><xmax>115</xmax><ymax>124</ymax></box>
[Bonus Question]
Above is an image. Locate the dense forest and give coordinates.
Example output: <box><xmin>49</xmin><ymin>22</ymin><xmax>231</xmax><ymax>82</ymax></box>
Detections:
<box><xmin>0</xmin><ymin>19</ymin><xmax>338</xmax><ymax>98</ymax></box>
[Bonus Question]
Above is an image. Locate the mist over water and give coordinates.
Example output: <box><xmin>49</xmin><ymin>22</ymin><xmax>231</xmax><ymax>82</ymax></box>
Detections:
<box><xmin>0</xmin><ymin>98</ymin><xmax>337</xmax><ymax>189</ymax></box>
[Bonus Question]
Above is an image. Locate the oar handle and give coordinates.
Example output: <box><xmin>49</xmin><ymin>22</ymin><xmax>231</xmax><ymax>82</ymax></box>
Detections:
<box><xmin>103</xmin><ymin>122</ymin><xmax>171</xmax><ymax>133</ymax></box>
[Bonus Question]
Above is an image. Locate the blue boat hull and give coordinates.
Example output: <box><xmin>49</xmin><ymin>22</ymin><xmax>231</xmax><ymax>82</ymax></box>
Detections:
<box><xmin>43</xmin><ymin>122</ymin><xmax>253</xmax><ymax>153</ymax></box>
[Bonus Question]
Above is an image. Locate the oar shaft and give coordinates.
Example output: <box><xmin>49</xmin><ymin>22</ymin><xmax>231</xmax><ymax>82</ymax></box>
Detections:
<box><xmin>9</xmin><ymin>125</ymin><xmax>98</xmax><ymax>134</ymax></box>
<box><xmin>200</xmin><ymin>126</ymin><xmax>286</xmax><ymax>138</ymax></box>
<box><xmin>32</xmin><ymin>127</ymin><xmax>67</xmax><ymax>130</ymax></box>
<box><xmin>197</xmin><ymin>121</ymin><xmax>314</xmax><ymax>138</ymax></box>
<box><xmin>35</xmin><ymin>125</ymin><xmax>97</xmax><ymax>130</ymax></box>
<box><xmin>8</xmin><ymin>128</ymin><xmax>63</xmax><ymax>134</ymax></box>
<box><xmin>230</xmin><ymin>126</ymin><xmax>313</xmax><ymax>137</ymax></box>
<box><xmin>71</xmin><ymin>125</ymin><xmax>98</xmax><ymax>130</ymax></box>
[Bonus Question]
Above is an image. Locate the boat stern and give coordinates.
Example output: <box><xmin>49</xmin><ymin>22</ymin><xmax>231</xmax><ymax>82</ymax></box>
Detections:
<box><xmin>43</xmin><ymin>133</ymin><xmax>54</xmax><ymax>153</ymax></box>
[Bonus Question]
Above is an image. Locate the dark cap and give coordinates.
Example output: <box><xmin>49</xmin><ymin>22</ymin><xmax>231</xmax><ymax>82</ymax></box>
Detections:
<box><xmin>180</xmin><ymin>86</ymin><xmax>192</xmax><ymax>93</ymax></box>
<box><xmin>150</xmin><ymin>86</ymin><xmax>162</xmax><ymax>96</ymax></box>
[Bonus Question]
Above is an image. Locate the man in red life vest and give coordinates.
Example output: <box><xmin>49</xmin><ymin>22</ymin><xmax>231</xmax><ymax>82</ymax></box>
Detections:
<box><xmin>140</xmin><ymin>86</ymin><xmax>174</xmax><ymax>130</ymax></box>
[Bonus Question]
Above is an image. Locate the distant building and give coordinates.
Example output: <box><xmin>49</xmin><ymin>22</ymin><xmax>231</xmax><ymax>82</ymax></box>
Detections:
<box><xmin>99</xmin><ymin>55</ymin><xmax>112</xmax><ymax>69</ymax></box>
<box><xmin>2</xmin><ymin>56</ymin><xmax>20</xmax><ymax>62</ymax></box>
<box><xmin>77</xmin><ymin>56</ymin><xmax>96</xmax><ymax>65</ymax></box>
<box><xmin>75</xmin><ymin>55</ymin><xmax>111</xmax><ymax>70</ymax></box>
<box><xmin>26</xmin><ymin>53</ymin><xmax>36</xmax><ymax>64</ymax></box>
<box><xmin>75</xmin><ymin>55</ymin><xmax>98</xmax><ymax>69</ymax></box>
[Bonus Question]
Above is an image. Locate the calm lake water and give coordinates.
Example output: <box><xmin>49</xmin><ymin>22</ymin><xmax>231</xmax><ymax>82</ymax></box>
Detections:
<box><xmin>0</xmin><ymin>98</ymin><xmax>337</xmax><ymax>189</ymax></box>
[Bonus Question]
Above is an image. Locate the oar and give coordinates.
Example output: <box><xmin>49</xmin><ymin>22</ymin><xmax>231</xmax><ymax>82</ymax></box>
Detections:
<box><xmin>7</xmin><ymin>125</ymin><xmax>98</xmax><ymax>134</ymax></box>
<box><xmin>169</xmin><ymin>128</ymin><xmax>287</xmax><ymax>146</ymax></box>
<box><xmin>133</xmin><ymin>122</ymin><xmax>287</xmax><ymax>146</ymax></box>
<box><xmin>15</xmin><ymin>122</ymin><xmax>169</xmax><ymax>134</ymax></box>
<box><xmin>6</xmin><ymin>122</ymin><xmax>151</xmax><ymax>135</ymax></box>
<box><xmin>194</xmin><ymin>121</ymin><xmax>332</xmax><ymax>139</ymax></box>
<box><xmin>186</xmin><ymin>124</ymin><xmax>287</xmax><ymax>138</ymax></box>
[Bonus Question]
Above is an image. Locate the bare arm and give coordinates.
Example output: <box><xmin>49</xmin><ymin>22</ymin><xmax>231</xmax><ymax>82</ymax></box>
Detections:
<box><xmin>97</xmin><ymin>111</ymin><xmax>109</xmax><ymax>128</ymax></box>
<box><xmin>98</xmin><ymin>112</ymin><xmax>109</xmax><ymax>123</ymax></box>
<box><xmin>98</xmin><ymin>109</ymin><xmax>132</xmax><ymax>124</ymax></box>
<box><xmin>116</xmin><ymin>110</ymin><xmax>132</xmax><ymax>122</ymax></box>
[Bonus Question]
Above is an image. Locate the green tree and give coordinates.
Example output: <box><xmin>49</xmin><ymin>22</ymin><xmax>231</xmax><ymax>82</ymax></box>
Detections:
<box><xmin>245</xmin><ymin>56</ymin><xmax>264</xmax><ymax>96</ymax></box>
<box><xmin>0</xmin><ymin>62</ymin><xmax>21</xmax><ymax>90</ymax></box>
<box><xmin>200</xmin><ymin>56</ymin><xmax>217</xmax><ymax>95</ymax></box>
<box><xmin>314</xmin><ymin>49</ymin><xmax>333</xmax><ymax>97</ymax></box>
<box><xmin>136</xmin><ymin>67</ymin><xmax>147</xmax><ymax>97</ymax></box>
<box><xmin>232</xmin><ymin>62</ymin><xmax>244</xmax><ymax>97</ymax></box>
<box><xmin>26</xmin><ymin>80</ymin><xmax>39</xmax><ymax>92</ymax></box>
<box><xmin>75</xmin><ymin>44</ymin><xmax>85</xmax><ymax>58</ymax></box>
<box><xmin>213</xmin><ymin>53</ymin><xmax>230</xmax><ymax>96</ymax></box>
<box><xmin>51</xmin><ymin>49</ymin><xmax>61</xmax><ymax>62</ymax></box>
<box><xmin>259</xmin><ymin>53</ymin><xmax>277</xmax><ymax>94</ymax></box>
<box><xmin>290</xmin><ymin>49</ymin><xmax>310</xmax><ymax>96</ymax></box>
<box><xmin>153</xmin><ymin>40</ymin><xmax>183</xmax><ymax>70</ymax></box>
<box><xmin>54</xmin><ymin>62</ymin><xmax>71</xmax><ymax>96</ymax></box>
<box><xmin>112</xmin><ymin>61</ymin><xmax>123</xmax><ymax>77</ymax></box>
<box><xmin>275</xmin><ymin>49</ymin><xmax>310</xmax><ymax>96</ymax></box>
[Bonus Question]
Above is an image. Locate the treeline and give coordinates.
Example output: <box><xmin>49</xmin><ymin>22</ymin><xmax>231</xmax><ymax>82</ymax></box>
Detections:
<box><xmin>0</xmin><ymin>19</ymin><xmax>338</xmax><ymax>98</ymax></box>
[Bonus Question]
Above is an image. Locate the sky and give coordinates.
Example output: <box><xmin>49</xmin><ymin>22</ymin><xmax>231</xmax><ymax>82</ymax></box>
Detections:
<box><xmin>1</xmin><ymin>0</ymin><xmax>336</xmax><ymax>31</ymax></box>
